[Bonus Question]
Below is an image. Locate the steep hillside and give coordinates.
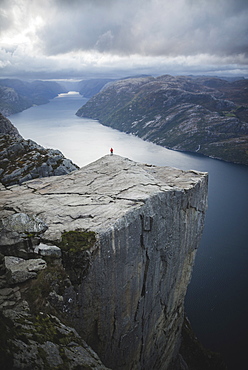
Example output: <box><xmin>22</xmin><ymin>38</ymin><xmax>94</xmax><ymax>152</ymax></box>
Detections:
<box><xmin>0</xmin><ymin>113</ymin><xmax>79</xmax><ymax>186</ymax></box>
<box><xmin>0</xmin><ymin>85</ymin><xmax>31</xmax><ymax>116</ymax></box>
<box><xmin>77</xmin><ymin>78</ymin><xmax>115</xmax><ymax>97</ymax></box>
<box><xmin>76</xmin><ymin>75</ymin><xmax>248</xmax><ymax>165</ymax></box>
<box><xmin>0</xmin><ymin>79</ymin><xmax>65</xmax><ymax>115</ymax></box>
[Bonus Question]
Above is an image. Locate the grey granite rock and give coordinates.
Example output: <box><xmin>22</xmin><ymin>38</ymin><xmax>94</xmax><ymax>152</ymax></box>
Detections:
<box><xmin>2</xmin><ymin>212</ymin><xmax>47</xmax><ymax>234</ymax></box>
<box><xmin>5</xmin><ymin>256</ymin><xmax>47</xmax><ymax>283</ymax></box>
<box><xmin>34</xmin><ymin>243</ymin><xmax>62</xmax><ymax>258</ymax></box>
<box><xmin>0</xmin><ymin>212</ymin><xmax>48</xmax><ymax>253</ymax></box>
<box><xmin>0</xmin><ymin>113</ymin><xmax>79</xmax><ymax>186</ymax></box>
<box><xmin>0</xmin><ymin>249</ymin><xmax>110</xmax><ymax>369</ymax></box>
<box><xmin>0</xmin><ymin>154</ymin><xmax>208</xmax><ymax>369</ymax></box>
<box><xmin>0</xmin><ymin>135</ymin><xmax>79</xmax><ymax>186</ymax></box>
<box><xmin>4</xmin><ymin>311</ymin><xmax>110</xmax><ymax>370</ymax></box>
<box><xmin>0</xmin><ymin>113</ymin><xmax>21</xmax><ymax>137</ymax></box>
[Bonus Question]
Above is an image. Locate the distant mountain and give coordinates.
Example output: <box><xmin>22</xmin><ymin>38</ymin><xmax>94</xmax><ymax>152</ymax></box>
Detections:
<box><xmin>0</xmin><ymin>85</ymin><xmax>31</xmax><ymax>116</ymax></box>
<box><xmin>0</xmin><ymin>113</ymin><xmax>79</xmax><ymax>186</ymax></box>
<box><xmin>77</xmin><ymin>78</ymin><xmax>115</xmax><ymax>97</ymax></box>
<box><xmin>0</xmin><ymin>76</ymin><xmax>153</xmax><ymax>116</ymax></box>
<box><xmin>76</xmin><ymin>76</ymin><xmax>149</xmax><ymax>98</ymax></box>
<box><xmin>76</xmin><ymin>75</ymin><xmax>248</xmax><ymax>165</ymax></box>
<box><xmin>0</xmin><ymin>79</ymin><xmax>66</xmax><ymax>115</ymax></box>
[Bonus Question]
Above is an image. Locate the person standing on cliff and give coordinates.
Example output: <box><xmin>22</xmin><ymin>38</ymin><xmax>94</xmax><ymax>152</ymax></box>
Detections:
<box><xmin>110</xmin><ymin>148</ymin><xmax>113</xmax><ymax>155</ymax></box>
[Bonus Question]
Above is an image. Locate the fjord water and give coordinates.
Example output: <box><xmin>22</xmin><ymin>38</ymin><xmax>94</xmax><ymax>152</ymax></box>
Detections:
<box><xmin>10</xmin><ymin>92</ymin><xmax>248</xmax><ymax>369</ymax></box>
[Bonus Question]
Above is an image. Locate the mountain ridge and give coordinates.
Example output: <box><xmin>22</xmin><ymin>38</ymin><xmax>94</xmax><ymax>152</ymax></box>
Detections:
<box><xmin>0</xmin><ymin>79</ymin><xmax>66</xmax><ymax>116</ymax></box>
<box><xmin>76</xmin><ymin>74</ymin><xmax>248</xmax><ymax>165</ymax></box>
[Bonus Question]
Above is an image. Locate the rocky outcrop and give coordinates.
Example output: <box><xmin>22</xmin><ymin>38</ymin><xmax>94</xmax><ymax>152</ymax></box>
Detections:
<box><xmin>76</xmin><ymin>75</ymin><xmax>248</xmax><ymax>165</ymax></box>
<box><xmin>0</xmin><ymin>113</ymin><xmax>79</xmax><ymax>186</ymax></box>
<box><xmin>0</xmin><ymin>155</ymin><xmax>209</xmax><ymax>369</ymax></box>
<box><xmin>0</xmin><ymin>113</ymin><xmax>21</xmax><ymax>137</ymax></box>
<box><xmin>0</xmin><ymin>251</ymin><xmax>110</xmax><ymax>370</ymax></box>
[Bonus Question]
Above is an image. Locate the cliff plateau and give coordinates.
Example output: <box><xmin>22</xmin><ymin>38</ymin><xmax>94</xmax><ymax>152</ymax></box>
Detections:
<box><xmin>76</xmin><ymin>75</ymin><xmax>248</xmax><ymax>165</ymax></box>
<box><xmin>0</xmin><ymin>155</ymin><xmax>210</xmax><ymax>369</ymax></box>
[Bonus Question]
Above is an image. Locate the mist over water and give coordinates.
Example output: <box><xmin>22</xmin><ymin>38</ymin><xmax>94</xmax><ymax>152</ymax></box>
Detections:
<box><xmin>10</xmin><ymin>92</ymin><xmax>248</xmax><ymax>370</ymax></box>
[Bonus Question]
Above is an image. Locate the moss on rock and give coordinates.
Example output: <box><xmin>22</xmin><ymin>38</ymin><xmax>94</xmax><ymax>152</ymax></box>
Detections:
<box><xmin>55</xmin><ymin>230</ymin><xmax>97</xmax><ymax>285</ymax></box>
<box><xmin>24</xmin><ymin>263</ymin><xmax>69</xmax><ymax>315</ymax></box>
<box><xmin>59</xmin><ymin>230</ymin><xmax>96</xmax><ymax>253</ymax></box>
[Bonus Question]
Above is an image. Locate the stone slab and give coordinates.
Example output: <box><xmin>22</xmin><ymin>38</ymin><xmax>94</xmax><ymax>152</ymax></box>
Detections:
<box><xmin>0</xmin><ymin>155</ymin><xmax>208</xmax><ymax>243</ymax></box>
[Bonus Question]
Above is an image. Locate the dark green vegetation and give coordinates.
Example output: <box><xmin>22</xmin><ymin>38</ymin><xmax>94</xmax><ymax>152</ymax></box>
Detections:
<box><xmin>24</xmin><ymin>263</ymin><xmax>69</xmax><ymax>315</ymax></box>
<box><xmin>58</xmin><ymin>230</ymin><xmax>97</xmax><ymax>285</ymax></box>
<box><xmin>59</xmin><ymin>230</ymin><xmax>96</xmax><ymax>253</ymax></box>
<box><xmin>0</xmin><ymin>305</ymin><xmax>99</xmax><ymax>369</ymax></box>
<box><xmin>76</xmin><ymin>75</ymin><xmax>248</xmax><ymax>165</ymax></box>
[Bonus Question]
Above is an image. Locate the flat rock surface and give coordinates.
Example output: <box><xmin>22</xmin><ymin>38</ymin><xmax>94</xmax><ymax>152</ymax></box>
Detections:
<box><xmin>0</xmin><ymin>155</ymin><xmax>207</xmax><ymax>241</ymax></box>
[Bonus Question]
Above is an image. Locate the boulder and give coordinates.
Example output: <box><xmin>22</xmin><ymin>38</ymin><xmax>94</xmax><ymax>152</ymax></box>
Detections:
<box><xmin>5</xmin><ymin>256</ymin><xmax>47</xmax><ymax>284</ymax></box>
<box><xmin>2</xmin><ymin>212</ymin><xmax>47</xmax><ymax>234</ymax></box>
<box><xmin>0</xmin><ymin>213</ymin><xmax>47</xmax><ymax>250</ymax></box>
<box><xmin>34</xmin><ymin>243</ymin><xmax>61</xmax><ymax>258</ymax></box>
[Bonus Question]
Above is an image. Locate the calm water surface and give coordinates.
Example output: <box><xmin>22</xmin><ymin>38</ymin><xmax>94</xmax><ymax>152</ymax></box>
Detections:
<box><xmin>10</xmin><ymin>92</ymin><xmax>248</xmax><ymax>370</ymax></box>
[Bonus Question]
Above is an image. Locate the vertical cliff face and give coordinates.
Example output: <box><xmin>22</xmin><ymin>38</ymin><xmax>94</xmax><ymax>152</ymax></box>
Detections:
<box><xmin>71</xmin><ymin>163</ymin><xmax>207</xmax><ymax>370</ymax></box>
<box><xmin>0</xmin><ymin>155</ymin><xmax>208</xmax><ymax>369</ymax></box>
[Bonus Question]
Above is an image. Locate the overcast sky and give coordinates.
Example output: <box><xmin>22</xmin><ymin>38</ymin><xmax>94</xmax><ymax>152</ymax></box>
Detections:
<box><xmin>0</xmin><ymin>0</ymin><xmax>247</xmax><ymax>79</ymax></box>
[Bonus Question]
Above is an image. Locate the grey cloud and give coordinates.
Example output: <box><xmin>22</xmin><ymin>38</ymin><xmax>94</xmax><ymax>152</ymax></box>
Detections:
<box><xmin>37</xmin><ymin>1</ymin><xmax>136</xmax><ymax>55</ymax></box>
<box><xmin>34</xmin><ymin>0</ymin><xmax>248</xmax><ymax>58</ymax></box>
<box><xmin>0</xmin><ymin>0</ymin><xmax>16</xmax><ymax>32</ymax></box>
<box><xmin>0</xmin><ymin>0</ymin><xmax>247</xmax><ymax>78</ymax></box>
<box><xmin>1</xmin><ymin>0</ymin><xmax>248</xmax><ymax>58</ymax></box>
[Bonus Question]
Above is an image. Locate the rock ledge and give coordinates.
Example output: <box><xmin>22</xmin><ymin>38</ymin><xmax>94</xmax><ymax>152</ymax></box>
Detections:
<box><xmin>0</xmin><ymin>155</ymin><xmax>209</xmax><ymax>370</ymax></box>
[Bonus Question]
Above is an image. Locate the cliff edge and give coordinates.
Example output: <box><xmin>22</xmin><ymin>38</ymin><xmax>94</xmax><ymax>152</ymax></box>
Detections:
<box><xmin>0</xmin><ymin>155</ymin><xmax>208</xmax><ymax>369</ymax></box>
